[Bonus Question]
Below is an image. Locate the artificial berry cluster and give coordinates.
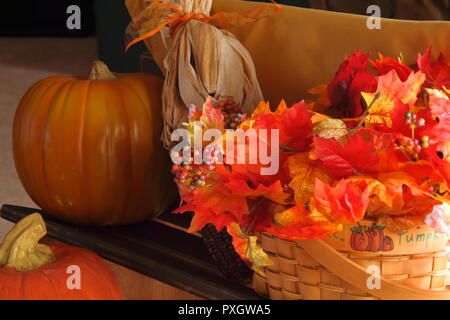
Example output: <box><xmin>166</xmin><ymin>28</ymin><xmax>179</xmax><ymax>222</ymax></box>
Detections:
<box><xmin>394</xmin><ymin>134</ymin><xmax>430</xmax><ymax>154</ymax></box>
<box><xmin>393</xmin><ymin>112</ymin><xmax>430</xmax><ymax>158</ymax></box>
<box><xmin>171</xmin><ymin>100</ymin><xmax>247</xmax><ymax>195</ymax></box>
<box><xmin>172</xmin><ymin>162</ymin><xmax>216</xmax><ymax>194</ymax></box>
<box><xmin>404</xmin><ymin>112</ymin><xmax>426</xmax><ymax>130</ymax></box>
<box><xmin>214</xmin><ymin>99</ymin><xmax>248</xmax><ymax>129</ymax></box>
<box><xmin>171</xmin><ymin>146</ymin><xmax>221</xmax><ymax>167</ymax></box>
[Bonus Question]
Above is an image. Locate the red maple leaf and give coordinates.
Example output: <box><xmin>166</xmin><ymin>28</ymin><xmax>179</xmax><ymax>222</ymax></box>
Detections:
<box><xmin>422</xmin><ymin>142</ymin><xmax>450</xmax><ymax>188</ymax></box>
<box><xmin>375</xmin><ymin>98</ymin><xmax>437</xmax><ymax>140</ymax></box>
<box><xmin>282</xmin><ymin>101</ymin><xmax>314</xmax><ymax>151</ymax></box>
<box><xmin>173</xmin><ymin>184</ymin><xmax>248</xmax><ymax>232</ymax></box>
<box><xmin>429</xmin><ymin>89</ymin><xmax>450</xmax><ymax>141</ymax></box>
<box><xmin>312</xmin><ymin>129</ymin><xmax>397</xmax><ymax>179</ymax></box>
<box><xmin>371</xmin><ymin>53</ymin><xmax>413</xmax><ymax>81</ymax></box>
<box><xmin>347</xmin><ymin>70</ymin><xmax>378</xmax><ymax>117</ymax></box>
<box><xmin>417</xmin><ymin>47</ymin><xmax>450</xmax><ymax>90</ymax></box>
<box><xmin>219</xmin><ymin>169</ymin><xmax>288</xmax><ymax>205</ymax></box>
<box><xmin>327</xmin><ymin>50</ymin><xmax>377</xmax><ymax>117</ymax></box>
<box><xmin>246</xmin><ymin>100</ymin><xmax>313</xmax><ymax>152</ymax></box>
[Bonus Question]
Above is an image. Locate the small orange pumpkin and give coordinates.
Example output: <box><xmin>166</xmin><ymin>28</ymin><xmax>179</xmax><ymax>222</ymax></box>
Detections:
<box><xmin>13</xmin><ymin>61</ymin><xmax>176</xmax><ymax>225</ymax></box>
<box><xmin>0</xmin><ymin>214</ymin><xmax>124</xmax><ymax>300</ymax></box>
<box><xmin>350</xmin><ymin>227</ymin><xmax>372</xmax><ymax>251</ymax></box>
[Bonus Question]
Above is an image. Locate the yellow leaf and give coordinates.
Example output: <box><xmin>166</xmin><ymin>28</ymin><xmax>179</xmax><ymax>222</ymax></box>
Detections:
<box><xmin>444</xmin><ymin>86</ymin><xmax>450</xmax><ymax>95</ymax></box>
<box><xmin>308</xmin><ymin>111</ymin><xmax>332</xmax><ymax>124</ymax></box>
<box><xmin>274</xmin><ymin>99</ymin><xmax>288</xmax><ymax>114</ymax></box>
<box><xmin>313</xmin><ymin>119</ymin><xmax>348</xmax><ymax>140</ymax></box>
<box><xmin>362</xmin><ymin>91</ymin><xmax>394</xmax><ymax>127</ymax></box>
<box><xmin>288</xmin><ymin>153</ymin><xmax>332</xmax><ymax>203</ymax></box>
<box><xmin>251</xmin><ymin>100</ymin><xmax>287</xmax><ymax>117</ymax></box>
<box><xmin>400</xmin><ymin>72</ymin><xmax>426</xmax><ymax>105</ymax></box>
<box><xmin>246</xmin><ymin>236</ymin><xmax>273</xmax><ymax>277</ymax></box>
<box><xmin>273</xmin><ymin>203</ymin><xmax>304</xmax><ymax>227</ymax></box>
<box><xmin>251</xmin><ymin>101</ymin><xmax>271</xmax><ymax>117</ymax></box>
<box><xmin>228</xmin><ymin>223</ymin><xmax>273</xmax><ymax>277</ymax></box>
<box><xmin>347</xmin><ymin>172</ymin><xmax>427</xmax><ymax>217</ymax></box>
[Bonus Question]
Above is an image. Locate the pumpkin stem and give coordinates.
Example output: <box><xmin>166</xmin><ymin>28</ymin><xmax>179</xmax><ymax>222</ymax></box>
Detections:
<box><xmin>89</xmin><ymin>60</ymin><xmax>117</xmax><ymax>81</ymax></box>
<box><xmin>0</xmin><ymin>213</ymin><xmax>55</xmax><ymax>271</ymax></box>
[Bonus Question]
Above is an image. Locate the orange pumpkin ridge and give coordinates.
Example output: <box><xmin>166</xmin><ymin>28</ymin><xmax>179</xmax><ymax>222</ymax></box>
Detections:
<box><xmin>367</xmin><ymin>225</ymin><xmax>384</xmax><ymax>252</ymax></box>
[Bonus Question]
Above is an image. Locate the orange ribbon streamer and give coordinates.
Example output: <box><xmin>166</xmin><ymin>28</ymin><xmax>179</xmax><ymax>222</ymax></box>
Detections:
<box><xmin>125</xmin><ymin>1</ymin><xmax>281</xmax><ymax>52</ymax></box>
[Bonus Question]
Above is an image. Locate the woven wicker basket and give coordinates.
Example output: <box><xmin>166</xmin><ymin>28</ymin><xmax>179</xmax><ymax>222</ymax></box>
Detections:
<box><xmin>253</xmin><ymin>221</ymin><xmax>450</xmax><ymax>300</ymax></box>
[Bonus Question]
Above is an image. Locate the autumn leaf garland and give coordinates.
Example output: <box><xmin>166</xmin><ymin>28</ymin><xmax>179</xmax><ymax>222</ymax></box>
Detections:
<box><xmin>172</xmin><ymin>48</ymin><xmax>450</xmax><ymax>272</ymax></box>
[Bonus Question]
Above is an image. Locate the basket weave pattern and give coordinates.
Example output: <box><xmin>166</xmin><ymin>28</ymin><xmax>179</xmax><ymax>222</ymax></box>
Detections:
<box><xmin>253</xmin><ymin>232</ymin><xmax>449</xmax><ymax>300</ymax></box>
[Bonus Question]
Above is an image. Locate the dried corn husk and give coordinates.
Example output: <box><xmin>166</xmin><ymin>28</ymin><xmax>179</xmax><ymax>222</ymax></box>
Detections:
<box><xmin>126</xmin><ymin>0</ymin><xmax>273</xmax><ymax>149</ymax></box>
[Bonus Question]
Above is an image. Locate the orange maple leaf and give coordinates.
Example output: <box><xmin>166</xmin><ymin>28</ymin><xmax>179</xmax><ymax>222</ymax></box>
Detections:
<box><xmin>250</xmin><ymin>100</ymin><xmax>287</xmax><ymax>117</ymax></box>
<box><xmin>238</xmin><ymin>100</ymin><xmax>313</xmax><ymax>153</ymax></box>
<box><xmin>362</xmin><ymin>70</ymin><xmax>425</xmax><ymax>127</ymax></box>
<box><xmin>266</xmin><ymin>179</ymin><xmax>370</xmax><ymax>241</ymax></box>
<box><xmin>344</xmin><ymin>176</ymin><xmax>390</xmax><ymax>215</ymax></box>
<box><xmin>173</xmin><ymin>184</ymin><xmax>248</xmax><ymax>232</ymax></box>
<box><xmin>310</xmin><ymin>178</ymin><xmax>369</xmax><ymax>224</ymax></box>
<box><xmin>347</xmin><ymin>168</ymin><xmax>440</xmax><ymax>219</ymax></box>
<box><xmin>399</xmin><ymin>160</ymin><xmax>448</xmax><ymax>191</ymax></box>
<box><xmin>215</xmin><ymin>162</ymin><xmax>290</xmax><ymax>205</ymax></box>
<box><xmin>364</xmin><ymin>171</ymin><xmax>435</xmax><ymax>217</ymax></box>
<box><xmin>267</xmin><ymin>179</ymin><xmax>370</xmax><ymax>240</ymax></box>
<box><xmin>288</xmin><ymin>153</ymin><xmax>333</xmax><ymax>204</ymax></box>
<box><xmin>267</xmin><ymin>204</ymin><xmax>343</xmax><ymax>240</ymax></box>
<box><xmin>221</xmin><ymin>176</ymin><xmax>288</xmax><ymax>205</ymax></box>
<box><xmin>308</xmin><ymin>83</ymin><xmax>331</xmax><ymax>107</ymax></box>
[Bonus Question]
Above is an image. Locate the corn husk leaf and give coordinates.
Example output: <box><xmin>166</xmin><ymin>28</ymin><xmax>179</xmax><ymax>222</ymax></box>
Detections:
<box><xmin>126</xmin><ymin>0</ymin><xmax>265</xmax><ymax>149</ymax></box>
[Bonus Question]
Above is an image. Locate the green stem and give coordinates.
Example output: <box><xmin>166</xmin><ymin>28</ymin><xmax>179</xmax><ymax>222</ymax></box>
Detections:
<box><xmin>280</xmin><ymin>145</ymin><xmax>301</xmax><ymax>153</ymax></box>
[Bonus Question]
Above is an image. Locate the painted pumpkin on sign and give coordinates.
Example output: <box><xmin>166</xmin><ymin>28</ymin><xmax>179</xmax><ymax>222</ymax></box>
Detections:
<box><xmin>350</xmin><ymin>226</ymin><xmax>371</xmax><ymax>251</ymax></box>
<box><xmin>13</xmin><ymin>61</ymin><xmax>176</xmax><ymax>225</ymax></box>
<box><xmin>0</xmin><ymin>214</ymin><xmax>124</xmax><ymax>300</ymax></box>
<box><xmin>367</xmin><ymin>225</ymin><xmax>384</xmax><ymax>252</ymax></box>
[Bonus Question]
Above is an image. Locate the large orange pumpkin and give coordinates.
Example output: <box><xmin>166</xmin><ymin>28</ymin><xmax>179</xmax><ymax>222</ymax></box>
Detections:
<box><xmin>0</xmin><ymin>214</ymin><xmax>124</xmax><ymax>300</ymax></box>
<box><xmin>13</xmin><ymin>61</ymin><xmax>176</xmax><ymax>225</ymax></box>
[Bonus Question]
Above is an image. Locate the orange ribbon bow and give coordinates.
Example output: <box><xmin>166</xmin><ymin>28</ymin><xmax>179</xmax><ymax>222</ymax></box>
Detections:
<box><xmin>125</xmin><ymin>1</ymin><xmax>281</xmax><ymax>52</ymax></box>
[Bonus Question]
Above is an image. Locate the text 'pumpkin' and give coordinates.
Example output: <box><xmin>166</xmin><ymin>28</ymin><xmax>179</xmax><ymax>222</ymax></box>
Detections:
<box><xmin>13</xmin><ymin>61</ymin><xmax>176</xmax><ymax>225</ymax></box>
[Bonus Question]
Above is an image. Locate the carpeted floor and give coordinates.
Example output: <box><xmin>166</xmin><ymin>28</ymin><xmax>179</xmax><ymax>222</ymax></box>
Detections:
<box><xmin>0</xmin><ymin>36</ymin><xmax>98</xmax><ymax>238</ymax></box>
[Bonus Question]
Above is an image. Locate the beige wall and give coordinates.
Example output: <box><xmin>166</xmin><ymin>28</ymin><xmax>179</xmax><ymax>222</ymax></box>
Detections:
<box><xmin>0</xmin><ymin>37</ymin><xmax>97</xmax><ymax>239</ymax></box>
